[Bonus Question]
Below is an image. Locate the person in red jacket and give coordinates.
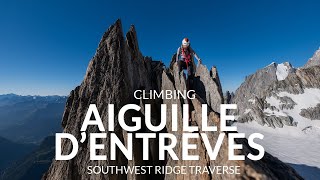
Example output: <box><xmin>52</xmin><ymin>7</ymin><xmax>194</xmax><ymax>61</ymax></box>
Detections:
<box><xmin>176</xmin><ymin>37</ymin><xmax>202</xmax><ymax>89</ymax></box>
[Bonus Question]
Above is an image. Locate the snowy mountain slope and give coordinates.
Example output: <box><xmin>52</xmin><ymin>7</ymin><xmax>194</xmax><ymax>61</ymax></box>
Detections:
<box><xmin>264</xmin><ymin>88</ymin><xmax>320</xmax><ymax>128</ymax></box>
<box><xmin>235</xmin><ymin>121</ymin><xmax>320</xmax><ymax>179</ymax></box>
<box><xmin>234</xmin><ymin>87</ymin><xmax>320</xmax><ymax>179</ymax></box>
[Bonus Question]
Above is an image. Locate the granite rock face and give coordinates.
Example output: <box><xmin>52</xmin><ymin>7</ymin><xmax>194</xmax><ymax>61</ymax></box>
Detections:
<box><xmin>43</xmin><ymin>20</ymin><xmax>302</xmax><ymax>180</ymax></box>
<box><xmin>193</xmin><ymin>64</ymin><xmax>224</xmax><ymax>113</ymax></box>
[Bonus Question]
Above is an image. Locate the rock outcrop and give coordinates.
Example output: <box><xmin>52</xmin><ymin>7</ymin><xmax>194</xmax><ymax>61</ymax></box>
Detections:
<box><xmin>194</xmin><ymin>64</ymin><xmax>224</xmax><ymax>112</ymax></box>
<box><xmin>300</xmin><ymin>103</ymin><xmax>320</xmax><ymax>120</ymax></box>
<box><xmin>43</xmin><ymin>20</ymin><xmax>302</xmax><ymax>180</ymax></box>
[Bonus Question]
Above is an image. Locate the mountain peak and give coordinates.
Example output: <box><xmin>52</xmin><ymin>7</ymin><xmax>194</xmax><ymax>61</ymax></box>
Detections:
<box><xmin>304</xmin><ymin>47</ymin><xmax>320</xmax><ymax>68</ymax></box>
<box><xmin>126</xmin><ymin>24</ymin><xmax>140</xmax><ymax>59</ymax></box>
<box><xmin>96</xmin><ymin>19</ymin><xmax>123</xmax><ymax>54</ymax></box>
<box><xmin>265</xmin><ymin>62</ymin><xmax>277</xmax><ymax>68</ymax></box>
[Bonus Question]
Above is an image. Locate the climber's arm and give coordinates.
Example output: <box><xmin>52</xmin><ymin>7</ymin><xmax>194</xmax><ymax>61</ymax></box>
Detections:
<box><xmin>190</xmin><ymin>47</ymin><xmax>202</xmax><ymax>64</ymax></box>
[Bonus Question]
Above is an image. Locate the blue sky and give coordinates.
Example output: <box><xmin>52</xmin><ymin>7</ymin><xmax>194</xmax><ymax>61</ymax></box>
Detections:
<box><xmin>1</xmin><ymin>0</ymin><xmax>320</xmax><ymax>95</ymax></box>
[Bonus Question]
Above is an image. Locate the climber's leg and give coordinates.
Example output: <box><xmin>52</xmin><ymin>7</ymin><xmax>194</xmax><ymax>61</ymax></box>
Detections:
<box><xmin>178</xmin><ymin>60</ymin><xmax>182</xmax><ymax>71</ymax></box>
<box><xmin>187</xmin><ymin>63</ymin><xmax>194</xmax><ymax>90</ymax></box>
<box><xmin>178</xmin><ymin>60</ymin><xmax>188</xmax><ymax>80</ymax></box>
<box><xmin>178</xmin><ymin>60</ymin><xmax>187</xmax><ymax>71</ymax></box>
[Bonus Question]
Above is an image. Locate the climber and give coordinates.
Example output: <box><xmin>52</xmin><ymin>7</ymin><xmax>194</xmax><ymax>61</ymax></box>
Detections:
<box><xmin>176</xmin><ymin>38</ymin><xmax>202</xmax><ymax>128</ymax></box>
<box><xmin>176</xmin><ymin>38</ymin><xmax>202</xmax><ymax>90</ymax></box>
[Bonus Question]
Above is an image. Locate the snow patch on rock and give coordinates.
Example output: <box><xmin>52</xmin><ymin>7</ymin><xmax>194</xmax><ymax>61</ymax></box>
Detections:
<box><xmin>244</xmin><ymin>109</ymin><xmax>252</xmax><ymax>114</ymax></box>
<box><xmin>276</xmin><ymin>63</ymin><xmax>290</xmax><ymax>81</ymax></box>
<box><xmin>248</xmin><ymin>98</ymin><xmax>256</xmax><ymax>104</ymax></box>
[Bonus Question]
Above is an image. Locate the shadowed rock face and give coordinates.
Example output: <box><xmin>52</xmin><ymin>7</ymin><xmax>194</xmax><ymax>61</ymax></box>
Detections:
<box><xmin>43</xmin><ymin>20</ymin><xmax>302</xmax><ymax>180</ymax></box>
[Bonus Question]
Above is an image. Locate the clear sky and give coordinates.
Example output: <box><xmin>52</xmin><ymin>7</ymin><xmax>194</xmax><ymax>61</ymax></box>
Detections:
<box><xmin>1</xmin><ymin>0</ymin><xmax>320</xmax><ymax>96</ymax></box>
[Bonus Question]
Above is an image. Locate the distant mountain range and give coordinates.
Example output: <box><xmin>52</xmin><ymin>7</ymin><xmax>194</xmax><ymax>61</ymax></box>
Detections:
<box><xmin>0</xmin><ymin>136</ymin><xmax>36</xmax><ymax>172</ymax></box>
<box><xmin>0</xmin><ymin>94</ymin><xmax>67</xmax><ymax>143</ymax></box>
<box><xmin>0</xmin><ymin>94</ymin><xmax>66</xmax><ymax>179</ymax></box>
<box><xmin>1</xmin><ymin>136</ymin><xmax>55</xmax><ymax>180</ymax></box>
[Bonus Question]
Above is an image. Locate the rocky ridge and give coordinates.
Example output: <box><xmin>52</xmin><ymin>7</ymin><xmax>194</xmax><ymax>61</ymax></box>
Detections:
<box><xmin>43</xmin><ymin>20</ymin><xmax>302</xmax><ymax>180</ymax></box>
